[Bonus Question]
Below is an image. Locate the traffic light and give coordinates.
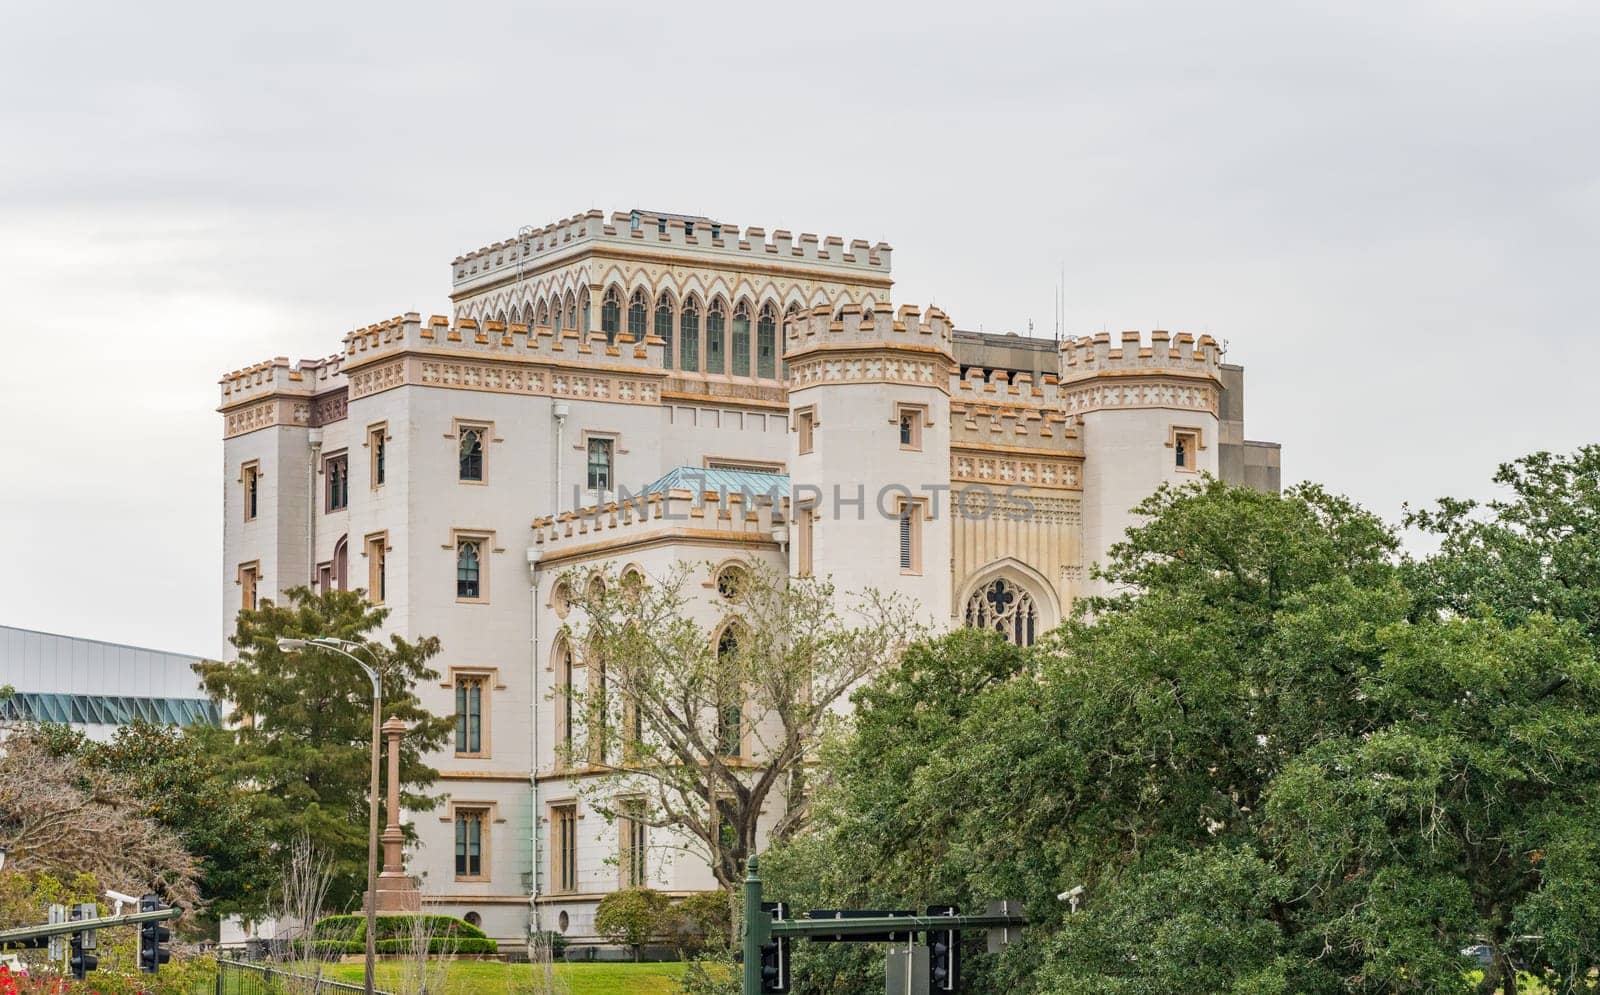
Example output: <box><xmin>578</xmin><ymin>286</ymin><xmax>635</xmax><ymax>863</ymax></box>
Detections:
<box><xmin>68</xmin><ymin>903</ymin><xmax>98</xmax><ymax>980</ymax></box>
<box><xmin>138</xmin><ymin>894</ymin><xmax>171</xmax><ymax>974</ymax></box>
<box><xmin>927</xmin><ymin>904</ymin><xmax>960</xmax><ymax>992</ymax></box>
<box><xmin>759</xmin><ymin>901</ymin><xmax>789</xmax><ymax>993</ymax></box>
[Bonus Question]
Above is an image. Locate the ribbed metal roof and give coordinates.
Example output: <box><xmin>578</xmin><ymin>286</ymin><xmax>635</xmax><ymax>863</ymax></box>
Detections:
<box><xmin>639</xmin><ymin>466</ymin><xmax>789</xmax><ymax>500</ymax></box>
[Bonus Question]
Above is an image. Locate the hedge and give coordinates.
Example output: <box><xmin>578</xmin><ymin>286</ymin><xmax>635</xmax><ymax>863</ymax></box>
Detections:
<box><xmin>306</xmin><ymin>936</ymin><xmax>499</xmax><ymax>955</ymax></box>
<box><xmin>313</xmin><ymin>913</ymin><xmax>490</xmax><ymax>943</ymax></box>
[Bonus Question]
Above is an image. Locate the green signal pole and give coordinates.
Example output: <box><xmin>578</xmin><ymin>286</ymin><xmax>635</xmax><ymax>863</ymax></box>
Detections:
<box><xmin>743</xmin><ymin>855</ymin><xmax>766</xmax><ymax>995</ymax></box>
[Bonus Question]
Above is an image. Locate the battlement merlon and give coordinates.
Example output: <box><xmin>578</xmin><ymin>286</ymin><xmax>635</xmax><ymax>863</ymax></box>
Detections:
<box><xmin>530</xmin><ymin>488</ymin><xmax>786</xmax><ymax>566</ymax></box>
<box><xmin>783</xmin><ymin>302</ymin><xmax>954</xmax><ymax>359</ymax></box>
<box><xmin>450</xmin><ymin>209</ymin><xmax>893</xmax><ymax>292</ymax></box>
<box><xmin>1058</xmin><ymin>331</ymin><xmax>1222</xmax><ymax>385</ymax></box>
<box><xmin>339</xmin><ymin>311</ymin><xmax>667</xmax><ymax>373</ymax></box>
<box><xmin>218</xmin><ymin>353</ymin><xmax>344</xmax><ymax>410</ymax></box>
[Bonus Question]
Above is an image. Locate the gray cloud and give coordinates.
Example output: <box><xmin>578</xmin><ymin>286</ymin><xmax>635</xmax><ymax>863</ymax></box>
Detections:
<box><xmin>2</xmin><ymin>0</ymin><xmax>1597</xmax><ymax>653</ymax></box>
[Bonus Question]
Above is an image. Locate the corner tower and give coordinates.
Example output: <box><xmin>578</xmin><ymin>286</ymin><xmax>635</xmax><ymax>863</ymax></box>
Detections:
<box><xmin>1063</xmin><ymin>331</ymin><xmax>1224</xmax><ymax>593</ymax></box>
<box><xmin>785</xmin><ymin>302</ymin><xmax>955</xmax><ymax>624</ymax></box>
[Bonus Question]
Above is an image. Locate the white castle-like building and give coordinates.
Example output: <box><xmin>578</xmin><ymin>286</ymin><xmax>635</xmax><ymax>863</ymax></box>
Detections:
<box><xmin>218</xmin><ymin>209</ymin><xmax>1280</xmax><ymax>948</ymax></box>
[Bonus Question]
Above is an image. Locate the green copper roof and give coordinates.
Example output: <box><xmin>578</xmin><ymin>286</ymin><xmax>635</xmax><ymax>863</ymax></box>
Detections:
<box><xmin>637</xmin><ymin>466</ymin><xmax>789</xmax><ymax>500</ymax></box>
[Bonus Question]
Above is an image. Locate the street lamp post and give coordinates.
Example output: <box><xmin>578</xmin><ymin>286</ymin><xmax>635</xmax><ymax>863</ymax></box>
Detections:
<box><xmin>278</xmin><ymin>636</ymin><xmax>381</xmax><ymax>995</ymax></box>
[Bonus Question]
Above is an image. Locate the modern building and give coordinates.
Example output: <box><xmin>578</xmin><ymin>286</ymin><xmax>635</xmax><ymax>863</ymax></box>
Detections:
<box><xmin>0</xmin><ymin>624</ymin><xmax>219</xmax><ymax>741</ymax></box>
<box><xmin>217</xmin><ymin>208</ymin><xmax>1281</xmax><ymax>948</ymax></box>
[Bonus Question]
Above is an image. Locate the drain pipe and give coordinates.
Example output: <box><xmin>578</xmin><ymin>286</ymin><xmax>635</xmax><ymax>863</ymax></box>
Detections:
<box><xmin>307</xmin><ymin>428</ymin><xmax>323</xmax><ymax>584</ymax></box>
<box><xmin>552</xmin><ymin>402</ymin><xmax>570</xmax><ymax>512</ymax></box>
<box><xmin>527</xmin><ymin>546</ymin><xmax>544</xmax><ymax>940</ymax></box>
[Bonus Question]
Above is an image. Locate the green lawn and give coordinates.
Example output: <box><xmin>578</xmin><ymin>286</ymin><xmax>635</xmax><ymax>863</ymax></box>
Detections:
<box><xmin>321</xmin><ymin>959</ymin><xmax>687</xmax><ymax>994</ymax></box>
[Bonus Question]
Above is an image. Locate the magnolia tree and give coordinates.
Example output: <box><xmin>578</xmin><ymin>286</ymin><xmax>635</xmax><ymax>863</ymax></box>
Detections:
<box><xmin>561</xmin><ymin>562</ymin><xmax>917</xmax><ymax>893</ymax></box>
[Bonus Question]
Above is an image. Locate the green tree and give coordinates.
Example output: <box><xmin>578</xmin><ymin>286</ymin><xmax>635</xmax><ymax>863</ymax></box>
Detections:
<box><xmin>36</xmin><ymin>720</ymin><xmax>272</xmax><ymax>919</ymax></box>
<box><xmin>195</xmin><ymin>586</ymin><xmax>453</xmax><ymax>913</ymax></box>
<box><xmin>595</xmin><ymin>887</ymin><xmax>671</xmax><ymax>961</ymax></box>
<box><xmin>769</xmin><ymin>474</ymin><xmax>1600</xmax><ymax>994</ymax></box>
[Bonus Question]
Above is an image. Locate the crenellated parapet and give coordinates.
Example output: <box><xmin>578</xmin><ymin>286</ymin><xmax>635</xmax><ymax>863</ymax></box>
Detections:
<box><xmin>217</xmin><ymin>354</ymin><xmax>345</xmax><ymax>438</ymax></box>
<box><xmin>451</xmin><ymin>209</ymin><xmax>891</xmax><ymax>294</ymax></box>
<box><xmin>784</xmin><ymin>302</ymin><xmax>955</xmax><ymax>393</ymax></box>
<box><xmin>1059</xmin><ymin>330</ymin><xmax>1221</xmax><ymax>384</ymax></box>
<box><xmin>531</xmin><ymin>487</ymin><xmax>784</xmax><ymax>565</ymax></box>
<box><xmin>334</xmin><ymin>311</ymin><xmax>666</xmax><ymax>408</ymax></box>
<box><xmin>1058</xmin><ymin>331</ymin><xmax>1223</xmax><ymax>418</ymax></box>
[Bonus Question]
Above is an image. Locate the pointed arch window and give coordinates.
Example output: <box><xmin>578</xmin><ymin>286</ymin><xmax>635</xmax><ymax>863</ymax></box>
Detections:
<box><xmin>549</xmin><ymin>296</ymin><xmax>563</xmax><ymax>332</ymax></box>
<box><xmin>731</xmin><ymin>300</ymin><xmax>752</xmax><ymax>377</ymax></box>
<box><xmin>554</xmin><ymin>638</ymin><xmax>575</xmax><ymax>766</ymax></box>
<box><xmin>628</xmin><ymin>288</ymin><xmax>649</xmax><ymax>343</ymax></box>
<box><xmin>964</xmin><ymin>578</ymin><xmax>1040</xmax><ymax>647</ymax></box>
<box><xmin>680</xmin><ymin>295</ymin><xmax>701</xmax><ymax>373</ymax></box>
<box><xmin>756</xmin><ymin>302</ymin><xmax>777</xmax><ymax>379</ymax></box>
<box><xmin>656</xmin><ymin>292</ymin><xmax>677</xmax><ymax>370</ymax></box>
<box><xmin>536</xmin><ymin>300</ymin><xmax>550</xmax><ymax>329</ymax></box>
<box><xmin>600</xmin><ymin>286</ymin><xmax>622</xmax><ymax>345</ymax></box>
<box><xmin>715</xmin><ymin>627</ymin><xmax>742</xmax><ymax>757</ymax></box>
<box><xmin>705</xmin><ymin>298</ymin><xmax>726</xmax><ymax>374</ymax></box>
<box><xmin>456</xmin><ymin>539</ymin><xmax>482</xmax><ymax>600</ymax></box>
<box><xmin>565</xmin><ymin>290</ymin><xmax>579</xmax><ymax>331</ymax></box>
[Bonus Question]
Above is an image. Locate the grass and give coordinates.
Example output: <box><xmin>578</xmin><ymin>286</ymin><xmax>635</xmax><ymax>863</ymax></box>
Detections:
<box><xmin>321</xmin><ymin>959</ymin><xmax>687</xmax><ymax>994</ymax></box>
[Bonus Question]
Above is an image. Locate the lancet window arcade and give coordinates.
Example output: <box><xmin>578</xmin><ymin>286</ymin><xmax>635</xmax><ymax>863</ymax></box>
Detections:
<box><xmin>964</xmin><ymin>578</ymin><xmax>1040</xmax><ymax>647</ymax></box>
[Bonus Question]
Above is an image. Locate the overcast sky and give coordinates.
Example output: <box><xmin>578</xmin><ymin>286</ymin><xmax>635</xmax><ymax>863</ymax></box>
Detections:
<box><xmin>2</xmin><ymin>0</ymin><xmax>1596</xmax><ymax>657</ymax></box>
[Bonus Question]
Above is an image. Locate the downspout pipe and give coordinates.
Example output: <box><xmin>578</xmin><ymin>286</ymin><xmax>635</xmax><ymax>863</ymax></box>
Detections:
<box><xmin>308</xmin><ymin>428</ymin><xmax>323</xmax><ymax>585</ymax></box>
<box><xmin>527</xmin><ymin>546</ymin><xmax>543</xmax><ymax>938</ymax></box>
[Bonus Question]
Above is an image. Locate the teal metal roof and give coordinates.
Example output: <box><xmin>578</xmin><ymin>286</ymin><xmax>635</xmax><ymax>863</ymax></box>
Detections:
<box><xmin>637</xmin><ymin>466</ymin><xmax>789</xmax><ymax>500</ymax></box>
<box><xmin>0</xmin><ymin>692</ymin><xmax>221</xmax><ymax>728</ymax></box>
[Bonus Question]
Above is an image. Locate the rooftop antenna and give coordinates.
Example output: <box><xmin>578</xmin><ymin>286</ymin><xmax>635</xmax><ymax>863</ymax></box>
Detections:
<box><xmin>513</xmin><ymin>223</ymin><xmax>537</xmax><ymax>318</ymax></box>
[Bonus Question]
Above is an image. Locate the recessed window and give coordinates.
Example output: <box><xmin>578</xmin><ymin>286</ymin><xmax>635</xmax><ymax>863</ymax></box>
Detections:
<box><xmin>716</xmin><ymin>564</ymin><xmax>747</xmax><ymax>600</ymax></box>
<box><xmin>454</xmin><ymin>807</ymin><xmax>487</xmax><ymax>879</ymax></box>
<box><xmin>554</xmin><ymin>639</ymin><xmax>575</xmax><ymax>765</ymax></box>
<box><xmin>731</xmin><ymin>300</ymin><xmax>752</xmax><ymax>377</ymax></box>
<box><xmin>238</xmin><ymin>562</ymin><xmax>260</xmax><ymax>611</ymax></box>
<box><xmin>756</xmin><ymin>302</ymin><xmax>777</xmax><ymax>379</ymax></box>
<box><xmin>552</xmin><ymin>580</ymin><xmax>571</xmax><ymax>618</ymax></box>
<box><xmin>705</xmin><ymin>298</ymin><xmax>726</xmax><ymax>374</ymax></box>
<box><xmin>456</xmin><ymin>538</ymin><xmax>483</xmax><ymax>601</ymax></box>
<box><xmin>629</xmin><ymin>289</ymin><xmax>649</xmax><ymax>344</ymax></box>
<box><xmin>796</xmin><ymin>408</ymin><xmax>815</xmax><ymax>455</ymax></box>
<box><xmin>368</xmin><ymin>424</ymin><xmax>387</xmax><ymax>488</ymax></box>
<box><xmin>796</xmin><ymin>505</ymin><xmax>815</xmax><ymax>578</ymax></box>
<box><xmin>619</xmin><ymin>798</ymin><xmax>648</xmax><ymax>889</ymax></box>
<box><xmin>242</xmin><ymin>462</ymin><xmax>260</xmax><ymax>522</ymax></box>
<box><xmin>715</xmin><ymin>628</ymin><xmax>742</xmax><ymax>758</ymax></box>
<box><xmin>325</xmin><ymin>454</ymin><xmax>348</xmax><ymax>512</ymax></box>
<box><xmin>455</xmin><ymin>674</ymin><xmax>485</xmax><ymax>755</ymax></box>
<box><xmin>657</xmin><ymin>292</ymin><xmax>677</xmax><ymax>370</ymax></box>
<box><xmin>587</xmin><ymin>437</ymin><xmax>614</xmax><ymax>492</ymax></box>
<box><xmin>366</xmin><ymin>533</ymin><xmax>387</xmax><ymax>604</ymax></box>
<box><xmin>552</xmin><ymin>804</ymin><xmax>578</xmax><ymax>893</ymax></box>
<box><xmin>895</xmin><ymin>403</ymin><xmax>927</xmax><ymax>451</ymax></box>
<box><xmin>1169</xmin><ymin>426</ymin><xmax>1204</xmax><ymax>472</ymax></box>
<box><xmin>600</xmin><ymin>285</ymin><xmax>622</xmax><ymax>345</ymax></box>
<box><xmin>459</xmin><ymin>427</ymin><xmax>485</xmax><ymax>482</ymax></box>
<box><xmin>463</xmin><ymin>911</ymin><xmax>482</xmax><ymax>928</ymax></box>
<box><xmin>898</xmin><ymin>500</ymin><xmax>924</xmax><ymax>575</ymax></box>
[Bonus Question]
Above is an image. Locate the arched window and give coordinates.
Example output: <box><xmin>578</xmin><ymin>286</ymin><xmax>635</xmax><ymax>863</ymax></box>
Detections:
<box><xmin>657</xmin><ymin>292</ymin><xmax>677</xmax><ymax>370</ymax></box>
<box><xmin>333</xmin><ymin>536</ymin><xmax>348</xmax><ymax>591</ymax></box>
<box><xmin>705</xmin><ymin>298</ymin><xmax>726</xmax><ymax>374</ymax></box>
<box><xmin>680</xmin><ymin>295</ymin><xmax>701</xmax><ymax>372</ymax></box>
<box><xmin>494</xmin><ymin>309</ymin><xmax>508</xmax><ymax>326</ymax></box>
<box><xmin>756</xmin><ymin>302</ymin><xmax>777</xmax><ymax>379</ymax></box>
<box><xmin>549</xmin><ymin>296</ymin><xmax>563</xmax><ymax>332</ymax></box>
<box><xmin>455</xmin><ymin>540</ymin><xmax>481</xmax><ymax>600</ymax></box>
<box><xmin>601</xmin><ymin>286</ymin><xmax>622</xmax><ymax>345</ymax></box>
<box><xmin>554</xmin><ymin>637</ymin><xmax>575</xmax><ymax>763</ymax></box>
<box><xmin>964</xmin><ymin>578</ymin><xmax>1040</xmax><ymax>647</ymax></box>
<box><xmin>566</xmin><ymin>290</ymin><xmax>579</xmax><ymax>331</ymax></box>
<box><xmin>588</xmin><ymin>636</ymin><xmax>608</xmax><ymax>764</ymax></box>
<box><xmin>628</xmin><ymin>289</ymin><xmax>648</xmax><ymax>343</ymax></box>
<box><xmin>463</xmin><ymin>911</ymin><xmax>482</xmax><ymax>928</ymax></box>
<box><xmin>731</xmin><ymin>300</ymin><xmax>752</xmax><ymax>377</ymax></box>
<box><xmin>715</xmin><ymin>628</ymin><xmax>742</xmax><ymax>757</ymax></box>
<box><xmin>535</xmin><ymin>300</ymin><xmax>550</xmax><ymax>329</ymax></box>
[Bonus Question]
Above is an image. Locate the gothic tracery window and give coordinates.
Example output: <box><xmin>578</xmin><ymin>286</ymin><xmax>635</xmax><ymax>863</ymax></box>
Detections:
<box><xmin>965</xmin><ymin>578</ymin><xmax>1040</xmax><ymax>647</ymax></box>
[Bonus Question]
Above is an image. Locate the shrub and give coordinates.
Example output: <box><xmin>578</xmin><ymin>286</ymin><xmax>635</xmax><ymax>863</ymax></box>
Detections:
<box><xmin>594</xmin><ymin>888</ymin><xmax>671</xmax><ymax>961</ymax></box>
<box><xmin>312</xmin><ymin>913</ymin><xmax>489</xmax><ymax>943</ymax></box>
<box><xmin>671</xmin><ymin>890</ymin><xmax>733</xmax><ymax>953</ymax></box>
<box><xmin>530</xmin><ymin>929</ymin><xmax>568</xmax><ymax>959</ymax></box>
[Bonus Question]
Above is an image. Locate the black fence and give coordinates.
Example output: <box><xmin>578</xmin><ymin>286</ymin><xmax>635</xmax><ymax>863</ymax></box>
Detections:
<box><xmin>215</xmin><ymin>957</ymin><xmax>392</xmax><ymax>995</ymax></box>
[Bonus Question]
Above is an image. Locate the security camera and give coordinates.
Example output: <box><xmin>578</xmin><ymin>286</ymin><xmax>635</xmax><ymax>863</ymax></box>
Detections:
<box><xmin>105</xmin><ymin>890</ymin><xmax>140</xmax><ymax>916</ymax></box>
<box><xmin>1057</xmin><ymin>885</ymin><xmax>1085</xmax><ymax>913</ymax></box>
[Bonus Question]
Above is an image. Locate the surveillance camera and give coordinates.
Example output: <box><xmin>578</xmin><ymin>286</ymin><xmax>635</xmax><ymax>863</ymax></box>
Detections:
<box><xmin>105</xmin><ymin>889</ymin><xmax>140</xmax><ymax>916</ymax></box>
<box><xmin>1056</xmin><ymin>885</ymin><xmax>1084</xmax><ymax>902</ymax></box>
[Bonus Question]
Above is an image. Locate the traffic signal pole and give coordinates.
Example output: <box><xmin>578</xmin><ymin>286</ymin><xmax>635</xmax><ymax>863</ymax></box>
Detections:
<box><xmin>0</xmin><ymin>905</ymin><xmax>180</xmax><ymax>947</ymax></box>
<box><xmin>740</xmin><ymin>856</ymin><xmax>1028</xmax><ymax>995</ymax></box>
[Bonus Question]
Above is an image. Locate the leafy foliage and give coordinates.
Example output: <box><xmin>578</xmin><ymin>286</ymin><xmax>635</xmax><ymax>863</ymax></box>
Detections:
<box><xmin>766</xmin><ymin>469</ymin><xmax>1600</xmax><ymax>994</ymax></box>
<box><xmin>195</xmin><ymin>586</ymin><xmax>453</xmax><ymax>913</ymax></box>
<box><xmin>595</xmin><ymin>888</ymin><xmax>672</xmax><ymax>960</ymax></box>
